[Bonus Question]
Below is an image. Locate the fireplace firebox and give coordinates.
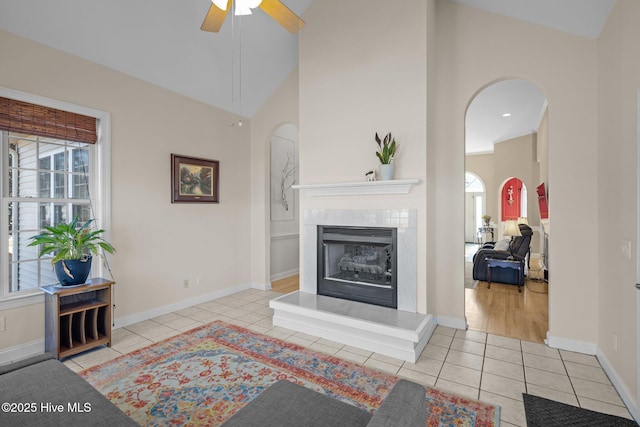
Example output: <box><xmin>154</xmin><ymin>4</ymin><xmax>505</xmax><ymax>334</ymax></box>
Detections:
<box><xmin>317</xmin><ymin>226</ymin><xmax>397</xmax><ymax>308</ymax></box>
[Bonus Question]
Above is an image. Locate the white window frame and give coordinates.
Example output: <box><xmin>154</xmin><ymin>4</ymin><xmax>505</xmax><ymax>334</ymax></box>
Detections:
<box><xmin>0</xmin><ymin>87</ymin><xmax>111</xmax><ymax>309</ymax></box>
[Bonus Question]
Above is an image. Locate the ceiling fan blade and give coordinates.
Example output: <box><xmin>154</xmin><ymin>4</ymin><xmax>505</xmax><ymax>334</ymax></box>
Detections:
<box><xmin>259</xmin><ymin>0</ymin><xmax>305</xmax><ymax>34</ymax></box>
<box><xmin>201</xmin><ymin>2</ymin><xmax>230</xmax><ymax>32</ymax></box>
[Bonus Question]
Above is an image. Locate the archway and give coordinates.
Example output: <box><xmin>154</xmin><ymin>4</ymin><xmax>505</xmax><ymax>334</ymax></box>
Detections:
<box><xmin>269</xmin><ymin>123</ymin><xmax>299</xmax><ymax>291</ymax></box>
<box><xmin>464</xmin><ymin>78</ymin><xmax>549</xmax><ymax>342</ymax></box>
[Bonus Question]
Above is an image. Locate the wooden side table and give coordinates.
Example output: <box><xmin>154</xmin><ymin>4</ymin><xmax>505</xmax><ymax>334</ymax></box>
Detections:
<box><xmin>41</xmin><ymin>278</ymin><xmax>114</xmax><ymax>360</ymax></box>
<box><xmin>485</xmin><ymin>258</ymin><xmax>524</xmax><ymax>292</ymax></box>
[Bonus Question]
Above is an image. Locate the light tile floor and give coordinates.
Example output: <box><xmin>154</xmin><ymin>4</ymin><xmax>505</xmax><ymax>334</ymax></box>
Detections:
<box><xmin>63</xmin><ymin>289</ymin><xmax>634</xmax><ymax>426</ymax></box>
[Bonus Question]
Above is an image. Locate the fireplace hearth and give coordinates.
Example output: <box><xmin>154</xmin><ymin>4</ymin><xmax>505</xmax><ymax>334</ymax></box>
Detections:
<box><xmin>317</xmin><ymin>226</ymin><xmax>397</xmax><ymax>308</ymax></box>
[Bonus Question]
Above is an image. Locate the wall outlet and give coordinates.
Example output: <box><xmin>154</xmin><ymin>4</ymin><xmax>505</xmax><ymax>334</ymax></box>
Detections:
<box><xmin>183</xmin><ymin>279</ymin><xmax>189</xmax><ymax>288</ymax></box>
<box><xmin>621</xmin><ymin>240</ymin><xmax>631</xmax><ymax>259</ymax></box>
<box><xmin>0</xmin><ymin>316</ymin><xmax>5</xmax><ymax>332</ymax></box>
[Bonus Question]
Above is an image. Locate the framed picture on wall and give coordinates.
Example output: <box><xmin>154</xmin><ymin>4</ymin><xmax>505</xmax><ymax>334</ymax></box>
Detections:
<box><xmin>171</xmin><ymin>154</ymin><xmax>219</xmax><ymax>203</ymax></box>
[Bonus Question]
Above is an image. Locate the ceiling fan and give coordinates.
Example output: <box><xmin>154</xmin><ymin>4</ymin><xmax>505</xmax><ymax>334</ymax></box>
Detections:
<box><xmin>201</xmin><ymin>0</ymin><xmax>305</xmax><ymax>34</ymax></box>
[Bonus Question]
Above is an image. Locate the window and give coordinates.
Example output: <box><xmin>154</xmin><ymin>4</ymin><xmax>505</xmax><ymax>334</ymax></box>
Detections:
<box><xmin>3</xmin><ymin>133</ymin><xmax>93</xmax><ymax>292</ymax></box>
<box><xmin>0</xmin><ymin>90</ymin><xmax>110</xmax><ymax>299</ymax></box>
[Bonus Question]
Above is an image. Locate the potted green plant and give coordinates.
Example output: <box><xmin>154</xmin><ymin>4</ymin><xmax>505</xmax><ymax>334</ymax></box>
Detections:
<box><xmin>375</xmin><ymin>132</ymin><xmax>398</xmax><ymax>180</ymax></box>
<box><xmin>28</xmin><ymin>216</ymin><xmax>115</xmax><ymax>286</ymax></box>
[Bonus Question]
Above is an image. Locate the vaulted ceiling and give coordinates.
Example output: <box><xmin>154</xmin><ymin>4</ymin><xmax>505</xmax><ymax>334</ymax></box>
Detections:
<box><xmin>453</xmin><ymin>0</ymin><xmax>615</xmax><ymax>153</ymax></box>
<box><xmin>0</xmin><ymin>0</ymin><xmax>313</xmax><ymax>118</ymax></box>
<box><xmin>0</xmin><ymin>0</ymin><xmax>616</xmax><ymax>149</ymax></box>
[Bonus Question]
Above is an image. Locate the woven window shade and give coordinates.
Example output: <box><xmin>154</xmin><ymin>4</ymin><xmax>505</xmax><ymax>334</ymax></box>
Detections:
<box><xmin>0</xmin><ymin>97</ymin><xmax>97</xmax><ymax>144</ymax></box>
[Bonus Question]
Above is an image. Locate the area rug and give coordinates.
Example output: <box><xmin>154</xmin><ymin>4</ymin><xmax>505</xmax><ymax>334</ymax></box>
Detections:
<box><xmin>523</xmin><ymin>393</ymin><xmax>637</xmax><ymax>427</ymax></box>
<box><xmin>80</xmin><ymin>321</ymin><xmax>500</xmax><ymax>426</ymax></box>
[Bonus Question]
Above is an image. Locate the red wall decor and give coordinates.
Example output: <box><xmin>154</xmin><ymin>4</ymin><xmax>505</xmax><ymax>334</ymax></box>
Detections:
<box><xmin>537</xmin><ymin>182</ymin><xmax>549</xmax><ymax>219</ymax></box>
<box><xmin>501</xmin><ymin>177</ymin><xmax>523</xmax><ymax>221</ymax></box>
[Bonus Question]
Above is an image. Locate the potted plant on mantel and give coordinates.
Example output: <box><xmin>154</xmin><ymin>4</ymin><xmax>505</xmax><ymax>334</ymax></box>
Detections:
<box><xmin>28</xmin><ymin>217</ymin><xmax>116</xmax><ymax>286</ymax></box>
<box><xmin>375</xmin><ymin>132</ymin><xmax>398</xmax><ymax>181</ymax></box>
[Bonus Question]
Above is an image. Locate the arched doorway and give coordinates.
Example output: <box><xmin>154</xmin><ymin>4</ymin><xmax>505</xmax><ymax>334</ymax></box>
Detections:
<box><xmin>269</xmin><ymin>123</ymin><xmax>299</xmax><ymax>292</ymax></box>
<box><xmin>500</xmin><ymin>177</ymin><xmax>526</xmax><ymax>222</ymax></box>
<box><xmin>464</xmin><ymin>78</ymin><xmax>549</xmax><ymax>343</ymax></box>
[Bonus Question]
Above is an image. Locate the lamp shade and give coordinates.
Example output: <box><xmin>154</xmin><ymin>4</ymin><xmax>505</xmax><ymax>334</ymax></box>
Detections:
<box><xmin>517</xmin><ymin>217</ymin><xmax>529</xmax><ymax>225</ymax></box>
<box><xmin>504</xmin><ymin>220</ymin><xmax>522</xmax><ymax>237</ymax></box>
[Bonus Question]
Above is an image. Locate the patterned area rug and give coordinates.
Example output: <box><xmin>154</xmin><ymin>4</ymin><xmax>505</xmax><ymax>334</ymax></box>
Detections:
<box><xmin>80</xmin><ymin>321</ymin><xmax>500</xmax><ymax>426</ymax></box>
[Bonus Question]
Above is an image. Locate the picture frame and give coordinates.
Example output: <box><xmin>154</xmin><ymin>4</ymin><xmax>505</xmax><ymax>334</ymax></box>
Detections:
<box><xmin>171</xmin><ymin>154</ymin><xmax>219</xmax><ymax>203</ymax></box>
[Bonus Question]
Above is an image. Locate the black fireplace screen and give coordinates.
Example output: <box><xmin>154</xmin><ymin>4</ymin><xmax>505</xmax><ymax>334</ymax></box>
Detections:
<box><xmin>317</xmin><ymin>226</ymin><xmax>397</xmax><ymax>308</ymax></box>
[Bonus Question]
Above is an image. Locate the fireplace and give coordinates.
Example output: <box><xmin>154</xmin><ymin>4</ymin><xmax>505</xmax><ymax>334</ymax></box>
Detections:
<box><xmin>271</xmin><ymin>208</ymin><xmax>432</xmax><ymax>363</ymax></box>
<box><xmin>302</xmin><ymin>209</ymin><xmax>417</xmax><ymax>313</ymax></box>
<box><xmin>317</xmin><ymin>226</ymin><xmax>397</xmax><ymax>308</ymax></box>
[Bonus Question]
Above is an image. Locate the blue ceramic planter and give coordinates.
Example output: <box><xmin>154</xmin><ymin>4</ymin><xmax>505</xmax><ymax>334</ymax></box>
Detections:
<box><xmin>379</xmin><ymin>164</ymin><xmax>395</xmax><ymax>181</ymax></box>
<box><xmin>54</xmin><ymin>257</ymin><xmax>92</xmax><ymax>286</ymax></box>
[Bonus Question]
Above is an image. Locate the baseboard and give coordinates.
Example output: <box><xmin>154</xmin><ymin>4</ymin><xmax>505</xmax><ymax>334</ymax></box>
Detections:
<box><xmin>436</xmin><ymin>315</ymin><xmax>467</xmax><ymax>330</ymax></box>
<box><xmin>0</xmin><ymin>339</ymin><xmax>44</xmax><ymax>365</ymax></box>
<box><xmin>250</xmin><ymin>282</ymin><xmax>272</xmax><ymax>291</ymax></box>
<box><xmin>596</xmin><ymin>348</ymin><xmax>640</xmax><ymax>423</ymax></box>
<box><xmin>1</xmin><ymin>283</ymin><xmax>262</xmax><ymax>364</ymax></box>
<box><xmin>546</xmin><ymin>333</ymin><xmax>639</xmax><ymax>422</ymax></box>
<box><xmin>545</xmin><ymin>332</ymin><xmax>598</xmax><ymax>355</ymax></box>
<box><xmin>114</xmin><ymin>282</ymin><xmax>253</xmax><ymax>329</ymax></box>
<box><xmin>270</xmin><ymin>268</ymin><xmax>299</xmax><ymax>282</ymax></box>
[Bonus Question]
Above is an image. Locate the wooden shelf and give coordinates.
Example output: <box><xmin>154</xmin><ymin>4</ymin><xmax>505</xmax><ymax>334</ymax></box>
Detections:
<box><xmin>42</xmin><ymin>279</ymin><xmax>114</xmax><ymax>360</ymax></box>
<box><xmin>59</xmin><ymin>335</ymin><xmax>110</xmax><ymax>359</ymax></box>
<box><xmin>60</xmin><ymin>299</ymin><xmax>108</xmax><ymax>316</ymax></box>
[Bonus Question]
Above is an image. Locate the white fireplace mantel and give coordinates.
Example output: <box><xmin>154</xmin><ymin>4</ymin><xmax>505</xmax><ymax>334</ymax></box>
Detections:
<box><xmin>292</xmin><ymin>179</ymin><xmax>421</xmax><ymax>197</ymax></box>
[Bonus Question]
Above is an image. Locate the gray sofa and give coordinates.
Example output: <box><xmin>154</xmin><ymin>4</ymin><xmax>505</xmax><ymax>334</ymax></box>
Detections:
<box><xmin>1</xmin><ymin>354</ymin><xmax>425</xmax><ymax>426</ymax></box>
<box><xmin>223</xmin><ymin>378</ymin><xmax>427</xmax><ymax>427</ymax></box>
<box><xmin>0</xmin><ymin>353</ymin><xmax>136</xmax><ymax>427</ymax></box>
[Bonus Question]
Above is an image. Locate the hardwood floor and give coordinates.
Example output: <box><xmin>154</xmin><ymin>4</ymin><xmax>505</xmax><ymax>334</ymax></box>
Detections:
<box><xmin>271</xmin><ymin>274</ymin><xmax>299</xmax><ymax>294</ymax></box>
<box><xmin>466</xmin><ymin>278</ymin><xmax>548</xmax><ymax>343</ymax></box>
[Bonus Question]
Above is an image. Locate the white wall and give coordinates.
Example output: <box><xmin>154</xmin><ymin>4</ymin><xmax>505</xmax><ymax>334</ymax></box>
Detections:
<box><xmin>249</xmin><ymin>68</ymin><xmax>300</xmax><ymax>287</ymax></box>
<box><xmin>434</xmin><ymin>0</ymin><xmax>599</xmax><ymax>339</ymax></box>
<box><xmin>0</xmin><ymin>29</ymin><xmax>252</xmax><ymax>349</ymax></box>
<box><xmin>434</xmin><ymin>1</ymin><xmax>640</xmax><ymax>420</ymax></box>
<box><xmin>597</xmin><ymin>0</ymin><xmax>640</xmax><ymax>406</ymax></box>
<box><xmin>299</xmin><ymin>0</ymin><xmax>428</xmax><ymax>314</ymax></box>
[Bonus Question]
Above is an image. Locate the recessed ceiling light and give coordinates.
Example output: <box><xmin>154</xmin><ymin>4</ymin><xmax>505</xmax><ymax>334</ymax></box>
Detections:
<box><xmin>502</xmin><ymin>113</ymin><xmax>512</xmax><ymax>117</ymax></box>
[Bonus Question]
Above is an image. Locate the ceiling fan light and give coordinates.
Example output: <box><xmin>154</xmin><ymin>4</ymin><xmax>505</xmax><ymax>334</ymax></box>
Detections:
<box><xmin>211</xmin><ymin>0</ymin><xmax>228</xmax><ymax>11</ymax></box>
<box><xmin>235</xmin><ymin>6</ymin><xmax>253</xmax><ymax>15</ymax></box>
<box><xmin>234</xmin><ymin>0</ymin><xmax>262</xmax><ymax>15</ymax></box>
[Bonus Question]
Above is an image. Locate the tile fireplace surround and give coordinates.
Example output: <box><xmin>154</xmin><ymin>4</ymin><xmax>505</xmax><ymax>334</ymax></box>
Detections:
<box><xmin>270</xmin><ymin>209</ymin><xmax>435</xmax><ymax>362</ymax></box>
